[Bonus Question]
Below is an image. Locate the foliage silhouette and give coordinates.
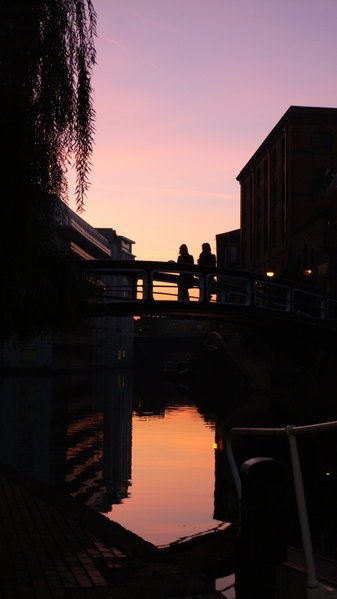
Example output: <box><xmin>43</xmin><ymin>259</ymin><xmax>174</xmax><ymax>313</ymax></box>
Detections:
<box><xmin>0</xmin><ymin>1</ymin><xmax>97</xmax><ymax>340</ymax></box>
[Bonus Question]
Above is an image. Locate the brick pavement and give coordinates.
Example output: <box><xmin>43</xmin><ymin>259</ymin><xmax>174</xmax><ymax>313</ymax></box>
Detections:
<box><xmin>0</xmin><ymin>467</ymin><xmax>129</xmax><ymax>599</ymax></box>
<box><xmin>0</xmin><ymin>466</ymin><xmax>224</xmax><ymax>599</ymax></box>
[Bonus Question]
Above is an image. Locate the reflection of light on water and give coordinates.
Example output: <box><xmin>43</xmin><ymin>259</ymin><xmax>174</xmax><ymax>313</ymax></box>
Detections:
<box><xmin>106</xmin><ymin>405</ymin><xmax>222</xmax><ymax>546</ymax></box>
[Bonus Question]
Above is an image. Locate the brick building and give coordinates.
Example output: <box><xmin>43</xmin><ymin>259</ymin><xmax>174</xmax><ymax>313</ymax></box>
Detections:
<box><xmin>237</xmin><ymin>105</ymin><xmax>337</xmax><ymax>290</ymax></box>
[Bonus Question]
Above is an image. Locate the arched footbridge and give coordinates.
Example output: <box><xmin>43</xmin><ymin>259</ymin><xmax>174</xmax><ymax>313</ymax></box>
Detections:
<box><xmin>81</xmin><ymin>260</ymin><xmax>337</xmax><ymax>334</ymax></box>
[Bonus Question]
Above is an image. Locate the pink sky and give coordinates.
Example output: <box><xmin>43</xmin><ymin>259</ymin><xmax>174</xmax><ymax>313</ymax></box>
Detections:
<box><xmin>69</xmin><ymin>0</ymin><xmax>337</xmax><ymax>261</ymax></box>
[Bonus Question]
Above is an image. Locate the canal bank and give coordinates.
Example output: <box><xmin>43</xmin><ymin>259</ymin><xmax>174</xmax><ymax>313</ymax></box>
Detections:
<box><xmin>0</xmin><ymin>463</ymin><xmax>234</xmax><ymax>599</ymax></box>
<box><xmin>1</xmin><ymin>361</ymin><xmax>337</xmax><ymax>599</ymax></box>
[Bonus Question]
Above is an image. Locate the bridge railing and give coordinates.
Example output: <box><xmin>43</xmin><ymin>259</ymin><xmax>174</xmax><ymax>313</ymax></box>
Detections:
<box><xmin>83</xmin><ymin>260</ymin><xmax>337</xmax><ymax>323</ymax></box>
<box><xmin>293</xmin><ymin>289</ymin><xmax>327</xmax><ymax>319</ymax></box>
<box><xmin>327</xmin><ymin>298</ymin><xmax>337</xmax><ymax>320</ymax></box>
<box><xmin>147</xmin><ymin>269</ymin><xmax>254</xmax><ymax>304</ymax></box>
<box><xmin>150</xmin><ymin>268</ymin><xmax>201</xmax><ymax>301</ymax></box>
<box><xmin>226</xmin><ymin>421</ymin><xmax>337</xmax><ymax>597</ymax></box>
<box><xmin>253</xmin><ymin>280</ymin><xmax>291</xmax><ymax>312</ymax></box>
<box><xmin>90</xmin><ymin>267</ymin><xmax>149</xmax><ymax>301</ymax></box>
<box><xmin>212</xmin><ymin>274</ymin><xmax>251</xmax><ymax>305</ymax></box>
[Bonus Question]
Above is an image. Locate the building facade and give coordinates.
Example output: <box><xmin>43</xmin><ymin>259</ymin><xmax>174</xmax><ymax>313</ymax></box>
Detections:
<box><xmin>215</xmin><ymin>229</ymin><xmax>240</xmax><ymax>269</ymax></box>
<box><xmin>237</xmin><ymin>106</ymin><xmax>337</xmax><ymax>289</ymax></box>
<box><xmin>2</xmin><ymin>203</ymin><xmax>135</xmax><ymax>370</ymax></box>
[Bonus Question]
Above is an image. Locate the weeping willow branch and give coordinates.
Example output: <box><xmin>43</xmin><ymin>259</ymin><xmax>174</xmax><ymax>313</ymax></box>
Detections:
<box><xmin>0</xmin><ymin>1</ymin><xmax>98</xmax><ymax>338</ymax></box>
<box><xmin>0</xmin><ymin>0</ymin><xmax>97</xmax><ymax>211</ymax></box>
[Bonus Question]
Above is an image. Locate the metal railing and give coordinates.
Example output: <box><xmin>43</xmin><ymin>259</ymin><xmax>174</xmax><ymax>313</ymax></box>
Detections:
<box><xmin>83</xmin><ymin>260</ymin><xmax>337</xmax><ymax>323</ymax></box>
<box><xmin>226</xmin><ymin>421</ymin><xmax>337</xmax><ymax>598</ymax></box>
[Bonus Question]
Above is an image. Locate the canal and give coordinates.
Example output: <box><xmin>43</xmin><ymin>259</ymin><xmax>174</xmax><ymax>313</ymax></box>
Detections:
<box><xmin>0</xmin><ymin>369</ymin><xmax>226</xmax><ymax>547</ymax></box>
<box><xmin>0</xmin><ymin>364</ymin><xmax>336</xmax><ymax>562</ymax></box>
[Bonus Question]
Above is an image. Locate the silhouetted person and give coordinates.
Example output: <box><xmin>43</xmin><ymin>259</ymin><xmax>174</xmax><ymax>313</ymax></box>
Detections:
<box><xmin>197</xmin><ymin>242</ymin><xmax>216</xmax><ymax>300</ymax></box>
<box><xmin>197</xmin><ymin>242</ymin><xmax>216</xmax><ymax>267</ymax></box>
<box><xmin>177</xmin><ymin>244</ymin><xmax>194</xmax><ymax>301</ymax></box>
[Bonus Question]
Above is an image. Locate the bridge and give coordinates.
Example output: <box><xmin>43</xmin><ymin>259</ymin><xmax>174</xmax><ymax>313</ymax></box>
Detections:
<box><xmin>82</xmin><ymin>260</ymin><xmax>337</xmax><ymax>333</ymax></box>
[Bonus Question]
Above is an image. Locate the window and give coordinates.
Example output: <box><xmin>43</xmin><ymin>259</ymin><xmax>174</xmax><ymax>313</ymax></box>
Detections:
<box><xmin>121</xmin><ymin>240</ymin><xmax>131</xmax><ymax>252</ymax></box>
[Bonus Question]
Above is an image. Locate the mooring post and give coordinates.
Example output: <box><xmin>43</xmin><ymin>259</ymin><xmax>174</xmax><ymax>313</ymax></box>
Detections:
<box><xmin>235</xmin><ymin>456</ymin><xmax>290</xmax><ymax>599</ymax></box>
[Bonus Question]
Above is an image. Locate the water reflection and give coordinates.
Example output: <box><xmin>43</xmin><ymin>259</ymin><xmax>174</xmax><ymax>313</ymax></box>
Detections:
<box><xmin>0</xmin><ymin>371</ymin><xmax>133</xmax><ymax>514</ymax></box>
<box><xmin>108</xmin><ymin>403</ymin><xmax>217</xmax><ymax>546</ymax></box>
<box><xmin>1</xmin><ymin>368</ymin><xmax>336</xmax><ymax>558</ymax></box>
<box><xmin>0</xmin><ymin>370</ymin><xmax>226</xmax><ymax>547</ymax></box>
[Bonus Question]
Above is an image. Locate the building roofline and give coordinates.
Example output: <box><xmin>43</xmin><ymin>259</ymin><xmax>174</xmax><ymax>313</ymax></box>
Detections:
<box><xmin>236</xmin><ymin>105</ymin><xmax>337</xmax><ymax>182</ymax></box>
<box><xmin>96</xmin><ymin>228</ymin><xmax>135</xmax><ymax>245</ymax></box>
<box><xmin>216</xmin><ymin>228</ymin><xmax>240</xmax><ymax>237</ymax></box>
<box><xmin>117</xmin><ymin>235</ymin><xmax>135</xmax><ymax>244</ymax></box>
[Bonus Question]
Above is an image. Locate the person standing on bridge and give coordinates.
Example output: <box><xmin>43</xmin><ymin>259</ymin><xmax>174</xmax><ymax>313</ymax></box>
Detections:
<box><xmin>197</xmin><ymin>243</ymin><xmax>216</xmax><ymax>301</ymax></box>
<box><xmin>197</xmin><ymin>242</ymin><xmax>216</xmax><ymax>267</ymax></box>
<box><xmin>177</xmin><ymin>244</ymin><xmax>194</xmax><ymax>301</ymax></box>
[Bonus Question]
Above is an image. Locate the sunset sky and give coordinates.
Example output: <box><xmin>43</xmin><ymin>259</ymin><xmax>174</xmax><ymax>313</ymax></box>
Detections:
<box><xmin>70</xmin><ymin>0</ymin><xmax>337</xmax><ymax>261</ymax></box>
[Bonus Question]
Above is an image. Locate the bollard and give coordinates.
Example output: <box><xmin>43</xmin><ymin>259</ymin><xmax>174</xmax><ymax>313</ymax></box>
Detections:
<box><xmin>235</xmin><ymin>457</ymin><xmax>290</xmax><ymax>599</ymax></box>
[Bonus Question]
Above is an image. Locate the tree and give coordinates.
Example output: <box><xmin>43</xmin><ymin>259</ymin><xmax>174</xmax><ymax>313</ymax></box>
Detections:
<box><xmin>0</xmin><ymin>1</ymin><xmax>97</xmax><ymax>339</ymax></box>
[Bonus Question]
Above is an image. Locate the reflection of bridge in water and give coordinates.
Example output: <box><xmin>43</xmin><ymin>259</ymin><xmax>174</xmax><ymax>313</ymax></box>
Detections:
<box><xmin>83</xmin><ymin>260</ymin><xmax>337</xmax><ymax>331</ymax></box>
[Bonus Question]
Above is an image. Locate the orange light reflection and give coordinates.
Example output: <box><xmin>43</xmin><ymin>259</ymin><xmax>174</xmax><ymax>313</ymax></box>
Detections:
<box><xmin>105</xmin><ymin>405</ymin><xmax>218</xmax><ymax>546</ymax></box>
